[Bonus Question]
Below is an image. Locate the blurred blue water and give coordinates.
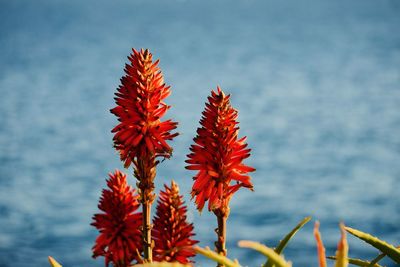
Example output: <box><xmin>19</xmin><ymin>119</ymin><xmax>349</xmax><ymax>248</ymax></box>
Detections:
<box><xmin>0</xmin><ymin>0</ymin><xmax>399</xmax><ymax>266</ymax></box>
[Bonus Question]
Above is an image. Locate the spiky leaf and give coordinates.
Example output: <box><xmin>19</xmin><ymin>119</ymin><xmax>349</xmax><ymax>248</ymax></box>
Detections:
<box><xmin>367</xmin><ymin>253</ymin><xmax>386</xmax><ymax>267</ymax></box>
<box><xmin>238</xmin><ymin>240</ymin><xmax>291</xmax><ymax>267</ymax></box>
<box><xmin>264</xmin><ymin>216</ymin><xmax>311</xmax><ymax>267</ymax></box>
<box><xmin>345</xmin><ymin>227</ymin><xmax>400</xmax><ymax>263</ymax></box>
<box><xmin>327</xmin><ymin>256</ymin><xmax>383</xmax><ymax>267</ymax></box>
<box><xmin>194</xmin><ymin>246</ymin><xmax>240</xmax><ymax>267</ymax></box>
<box><xmin>335</xmin><ymin>223</ymin><xmax>348</xmax><ymax>267</ymax></box>
<box><xmin>48</xmin><ymin>257</ymin><xmax>62</xmax><ymax>267</ymax></box>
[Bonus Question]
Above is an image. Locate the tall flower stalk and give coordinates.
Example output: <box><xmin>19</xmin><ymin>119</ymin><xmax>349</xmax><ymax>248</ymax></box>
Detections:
<box><xmin>91</xmin><ymin>170</ymin><xmax>143</xmax><ymax>267</ymax></box>
<box><xmin>186</xmin><ymin>87</ymin><xmax>255</xmax><ymax>262</ymax></box>
<box><xmin>153</xmin><ymin>181</ymin><xmax>198</xmax><ymax>264</ymax></box>
<box><xmin>111</xmin><ymin>48</ymin><xmax>178</xmax><ymax>261</ymax></box>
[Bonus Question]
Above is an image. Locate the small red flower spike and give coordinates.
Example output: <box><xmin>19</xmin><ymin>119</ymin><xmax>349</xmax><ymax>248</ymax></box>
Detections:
<box><xmin>111</xmin><ymin>48</ymin><xmax>178</xmax><ymax>168</ymax></box>
<box><xmin>91</xmin><ymin>170</ymin><xmax>143</xmax><ymax>267</ymax></box>
<box><xmin>313</xmin><ymin>221</ymin><xmax>327</xmax><ymax>267</ymax></box>
<box><xmin>186</xmin><ymin>87</ymin><xmax>255</xmax><ymax>215</ymax></box>
<box><xmin>153</xmin><ymin>181</ymin><xmax>198</xmax><ymax>264</ymax></box>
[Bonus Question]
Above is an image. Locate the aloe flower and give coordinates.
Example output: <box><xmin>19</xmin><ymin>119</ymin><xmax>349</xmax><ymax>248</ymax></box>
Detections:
<box><xmin>186</xmin><ymin>87</ymin><xmax>255</xmax><ymax>259</ymax></box>
<box><xmin>186</xmin><ymin>87</ymin><xmax>255</xmax><ymax>213</ymax></box>
<box><xmin>153</xmin><ymin>181</ymin><xmax>198</xmax><ymax>264</ymax></box>
<box><xmin>111</xmin><ymin>48</ymin><xmax>178</xmax><ymax>168</ymax></box>
<box><xmin>92</xmin><ymin>170</ymin><xmax>143</xmax><ymax>267</ymax></box>
<box><xmin>110</xmin><ymin>48</ymin><xmax>178</xmax><ymax>261</ymax></box>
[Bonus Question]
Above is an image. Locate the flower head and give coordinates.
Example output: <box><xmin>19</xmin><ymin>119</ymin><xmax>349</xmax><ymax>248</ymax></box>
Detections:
<box><xmin>186</xmin><ymin>87</ymin><xmax>255</xmax><ymax>213</ymax></box>
<box><xmin>153</xmin><ymin>181</ymin><xmax>198</xmax><ymax>264</ymax></box>
<box><xmin>111</xmin><ymin>49</ymin><xmax>178</xmax><ymax>168</ymax></box>
<box><xmin>92</xmin><ymin>170</ymin><xmax>143</xmax><ymax>267</ymax></box>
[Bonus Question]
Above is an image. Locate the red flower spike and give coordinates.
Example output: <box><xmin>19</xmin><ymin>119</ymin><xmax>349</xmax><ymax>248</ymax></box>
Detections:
<box><xmin>92</xmin><ymin>170</ymin><xmax>143</xmax><ymax>267</ymax></box>
<box><xmin>153</xmin><ymin>181</ymin><xmax>198</xmax><ymax>264</ymax></box>
<box><xmin>313</xmin><ymin>221</ymin><xmax>327</xmax><ymax>267</ymax></box>
<box><xmin>111</xmin><ymin>48</ymin><xmax>178</xmax><ymax>168</ymax></box>
<box><xmin>186</xmin><ymin>87</ymin><xmax>255</xmax><ymax>214</ymax></box>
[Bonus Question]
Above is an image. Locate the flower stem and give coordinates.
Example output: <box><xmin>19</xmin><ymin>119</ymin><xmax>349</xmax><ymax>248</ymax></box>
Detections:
<box><xmin>135</xmin><ymin>157</ymin><xmax>156</xmax><ymax>262</ymax></box>
<box><xmin>215</xmin><ymin>208</ymin><xmax>229</xmax><ymax>267</ymax></box>
<box><xmin>142</xmin><ymin>199</ymin><xmax>153</xmax><ymax>262</ymax></box>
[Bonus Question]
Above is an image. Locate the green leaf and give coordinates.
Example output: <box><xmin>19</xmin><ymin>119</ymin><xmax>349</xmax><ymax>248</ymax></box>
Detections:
<box><xmin>48</xmin><ymin>256</ymin><xmax>62</xmax><ymax>267</ymax></box>
<box><xmin>264</xmin><ymin>216</ymin><xmax>311</xmax><ymax>267</ymax></box>
<box><xmin>367</xmin><ymin>253</ymin><xmax>386</xmax><ymax>267</ymax></box>
<box><xmin>238</xmin><ymin>240</ymin><xmax>291</xmax><ymax>267</ymax></box>
<box><xmin>194</xmin><ymin>246</ymin><xmax>240</xmax><ymax>267</ymax></box>
<box><xmin>132</xmin><ymin>263</ymin><xmax>190</xmax><ymax>267</ymax></box>
<box><xmin>327</xmin><ymin>256</ymin><xmax>383</xmax><ymax>267</ymax></box>
<box><xmin>368</xmin><ymin>246</ymin><xmax>400</xmax><ymax>266</ymax></box>
<box><xmin>345</xmin><ymin>227</ymin><xmax>400</xmax><ymax>263</ymax></box>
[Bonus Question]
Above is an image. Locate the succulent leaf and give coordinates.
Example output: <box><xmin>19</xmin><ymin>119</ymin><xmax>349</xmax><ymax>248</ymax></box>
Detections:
<box><xmin>334</xmin><ymin>223</ymin><xmax>348</xmax><ymax>267</ymax></box>
<box><xmin>264</xmin><ymin>216</ymin><xmax>311</xmax><ymax>267</ymax></box>
<box><xmin>367</xmin><ymin>253</ymin><xmax>386</xmax><ymax>267</ymax></box>
<box><xmin>327</xmin><ymin>256</ymin><xmax>383</xmax><ymax>267</ymax></box>
<box><xmin>238</xmin><ymin>240</ymin><xmax>292</xmax><ymax>267</ymax></box>
<box><xmin>48</xmin><ymin>256</ymin><xmax>62</xmax><ymax>267</ymax></box>
<box><xmin>345</xmin><ymin>226</ymin><xmax>400</xmax><ymax>263</ymax></box>
<box><xmin>194</xmin><ymin>246</ymin><xmax>240</xmax><ymax>267</ymax></box>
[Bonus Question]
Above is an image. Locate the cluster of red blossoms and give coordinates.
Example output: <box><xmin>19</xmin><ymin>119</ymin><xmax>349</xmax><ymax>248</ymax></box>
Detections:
<box><xmin>91</xmin><ymin>48</ymin><xmax>255</xmax><ymax>267</ymax></box>
<box><xmin>92</xmin><ymin>171</ymin><xmax>198</xmax><ymax>266</ymax></box>
<box><xmin>110</xmin><ymin>48</ymin><xmax>178</xmax><ymax>168</ymax></box>
<box><xmin>91</xmin><ymin>171</ymin><xmax>143</xmax><ymax>267</ymax></box>
<box><xmin>153</xmin><ymin>181</ymin><xmax>199</xmax><ymax>263</ymax></box>
<box><xmin>186</xmin><ymin>87</ymin><xmax>255</xmax><ymax>213</ymax></box>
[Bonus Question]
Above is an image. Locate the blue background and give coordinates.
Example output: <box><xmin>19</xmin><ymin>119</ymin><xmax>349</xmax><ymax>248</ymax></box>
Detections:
<box><xmin>0</xmin><ymin>1</ymin><xmax>399</xmax><ymax>266</ymax></box>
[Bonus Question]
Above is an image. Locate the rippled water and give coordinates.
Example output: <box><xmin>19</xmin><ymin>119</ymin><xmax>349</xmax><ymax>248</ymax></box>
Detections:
<box><xmin>0</xmin><ymin>1</ymin><xmax>399</xmax><ymax>266</ymax></box>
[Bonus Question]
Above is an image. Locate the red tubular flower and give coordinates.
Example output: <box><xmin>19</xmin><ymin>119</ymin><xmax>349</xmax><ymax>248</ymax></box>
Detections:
<box><xmin>91</xmin><ymin>170</ymin><xmax>143</xmax><ymax>267</ymax></box>
<box><xmin>110</xmin><ymin>48</ymin><xmax>178</xmax><ymax>168</ymax></box>
<box><xmin>153</xmin><ymin>181</ymin><xmax>198</xmax><ymax>264</ymax></box>
<box><xmin>185</xmin><ymin>87</ymin><xmax>255</xmax><ymax>214</ymax></box>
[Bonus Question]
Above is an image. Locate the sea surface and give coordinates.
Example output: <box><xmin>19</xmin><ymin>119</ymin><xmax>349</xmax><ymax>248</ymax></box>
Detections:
<box><xmin>0</xmin><ymin>1</ymin><xmax>399</xmax><ymax>266</ymax></box>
